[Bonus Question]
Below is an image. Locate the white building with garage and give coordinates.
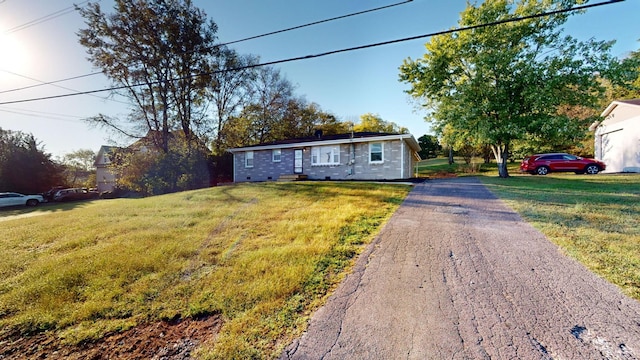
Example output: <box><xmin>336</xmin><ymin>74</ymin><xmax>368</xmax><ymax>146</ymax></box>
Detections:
<box><xmin>590</xmin><ymin>99</ymin><xmax>640</xmax><ymax>173</ymax></box>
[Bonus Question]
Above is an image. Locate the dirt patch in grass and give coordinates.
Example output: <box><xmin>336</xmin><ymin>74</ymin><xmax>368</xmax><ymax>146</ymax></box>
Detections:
<box><xmin>0</xmin><ymin>315</ymin><xmax>222</xmax><ymax>359</ymax></box>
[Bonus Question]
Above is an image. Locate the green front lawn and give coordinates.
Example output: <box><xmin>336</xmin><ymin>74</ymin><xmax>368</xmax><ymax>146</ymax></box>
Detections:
<box><xmin>420</xmin><ymin>156</ymin><xmax>640</xmax><ymax>299</ymax></box>
<box><xmin>480</xmin><ymin>172</ymin><xmax>640</xmax><ymax>299</ymax></box>
<box><xmin>2</xmin><ymin>159</ymin><xmax>638</xmax><ymax>358</ymax></box>
<box><xmin>0</xmin><ymin>182</ymin><xmax>410</xmax><ymax>359</ymax></box>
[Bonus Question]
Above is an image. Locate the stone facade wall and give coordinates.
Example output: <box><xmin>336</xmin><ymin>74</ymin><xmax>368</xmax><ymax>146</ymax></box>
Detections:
<box><xmin>233</xmin><ymin>139</ymin><xmax>416</xmax><ymax>182</ymax></box>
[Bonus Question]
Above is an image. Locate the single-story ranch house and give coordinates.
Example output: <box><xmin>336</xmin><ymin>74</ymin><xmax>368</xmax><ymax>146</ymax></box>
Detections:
<box><xmin>590</xmin><ymin>99</ymin><xmax>640</xmax><ymax>173</ymax></box>
<box><xmin>227</xmin><ymin>132</ymin><xmax>422</xmax><ymax>182</ymax></box>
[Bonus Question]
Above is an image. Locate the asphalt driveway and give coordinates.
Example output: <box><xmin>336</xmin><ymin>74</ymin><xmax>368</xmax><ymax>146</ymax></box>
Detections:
<box><xmin>281</xmin><ymin>177</ymin><xmax>640</xmax><ymax>359</ymax></box>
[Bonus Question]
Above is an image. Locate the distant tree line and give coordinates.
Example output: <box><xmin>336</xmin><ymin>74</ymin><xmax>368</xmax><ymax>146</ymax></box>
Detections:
<box><xmin>0</xmin><ymin>127</ymin><xmax>100</xmax><ymax>194</ymax></box>
<box><xmin>0</xmin><ymin>128</ymin><xmax>63</xmax><ymax>194</ymax></box>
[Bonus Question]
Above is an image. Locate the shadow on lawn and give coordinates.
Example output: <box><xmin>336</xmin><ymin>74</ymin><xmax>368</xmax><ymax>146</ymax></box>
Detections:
<box><xmin>0</xmin><ymin>199</ymin><xmax>99</xmax><ymax>220</ymax></box>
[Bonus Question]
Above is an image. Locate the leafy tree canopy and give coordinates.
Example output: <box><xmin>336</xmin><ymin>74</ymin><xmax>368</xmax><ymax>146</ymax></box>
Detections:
<box><xmin>353</xmin><ymin>113</ymin><xmax>408</xmax><ymax>134</ymax></box>
<box><xmin>605</xmin><ymin>44</ymin><xmax>640</xmax><ymax>101</ymax></box>
<box><xmin>59</xmin><ymin>149</ymin><xmax>97</xmax><ymax>188</ymax></box>
<box><xmin>399</xmin><ymin>0</ymin><xmax>623</xmax><ymax>177</ymax></box>
<box><xmin>417</xmin><ymin>134</ymin><xmax>441</xmax><ymax>159</ymax></box>
<box><xmin>78</xmin><ymin>0</ymin><xmax>219</xmax><ymax>153</ymax></box>
<box><xmin>0</xmin><ymin>128</ymin><xmax>65</xmax><ymax>193</ymax></box>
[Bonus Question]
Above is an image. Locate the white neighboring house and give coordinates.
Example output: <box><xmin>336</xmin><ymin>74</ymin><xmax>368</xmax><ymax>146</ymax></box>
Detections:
<box><xmin>590</xmin><ymin>99</ymin><xmax>640</xmax><ymax>173</ymax></box>
<box><xmin>94</xmin><ymin>145</ymin><xmax>119</xmax><ymax>193</ymax></box>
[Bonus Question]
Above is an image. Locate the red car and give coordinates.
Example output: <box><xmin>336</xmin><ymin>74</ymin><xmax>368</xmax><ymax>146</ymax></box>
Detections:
<box><xmin>520</xmin><ymin>153</ymin><xmax>606</xmax><ymax>175</ymax></box>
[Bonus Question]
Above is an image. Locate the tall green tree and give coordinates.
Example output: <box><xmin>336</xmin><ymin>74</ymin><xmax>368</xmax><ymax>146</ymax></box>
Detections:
<box><xmin>417</xmin><ymin>134</ymin><xmax>441</xmax><ymax>159</ymax></box>
<box><xmin>315</xmin><ymin>112</ymin><xmax>351</xmax><ymax>135</ymax></box>
<box><xmin>0</xmin><ymin>128</ymin><xmax>65</xmax><ymax>193</ymax></box>
<box><xmin>399</xmin><ymin>0</ymin><xmax>620</xmax><ymax>177</ymax></box>
<box><xmin>353</xmin><ymin>113</ymin><xmax>408</xmax><ymax>134</ymax></box>
<box><xmin>246</xmin><ymin>66</ymin><xmax>294</xmax><ymax>144</ymax></box>
<box><xmin>60</xmin><ymin>149</ymin><xmax>97</xmax><ymax>187</ymax></box>
<box><xmin>78</xmin><ymin>0</ymin><xmax>219</xmax><ymax>153</ymax></box>
<box><xmin>221</xmin><ymin>97</ymin><xmax>342</xmax><ymax>148</ymax></box>
<box><xmin>605</xmin><ymin>45</ymin><xmax>640</xmax><ymax>101</ymax></box>
<box><xmin>208</xmin><ymin>48</ymin><xmax>259</xmax><ymax>155</ymax></box>
<box><xmin>221</xmin><ymin>66</ymin><xmax>333</xmax><ymax>146</ymax></box>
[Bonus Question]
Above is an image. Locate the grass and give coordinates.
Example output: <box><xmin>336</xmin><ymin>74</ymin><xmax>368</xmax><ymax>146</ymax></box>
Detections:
<box><xmin>416</xmin><ymin>157</ymin><xmax>488</xmax><ymax>178</ymax></box>
<box><xmin>0</xmin><ymin>182</ymin><xmax>411</xmax><ymax>359</ymax></box>
<box><xmin>2</xmin><ymin>160</ymin><xmax>639</xmax><ymax>358</ymax></box>
<box><xmin>420</xmin><ymin>157</ymin><xmax>640</xmax><ymax>300</ymax></box>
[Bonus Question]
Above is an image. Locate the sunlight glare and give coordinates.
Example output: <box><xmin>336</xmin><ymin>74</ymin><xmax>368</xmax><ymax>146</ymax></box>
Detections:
<box><xmin>0</xmin><ymin>31</ymin><xmax>29</xmax><ymax>73</ymax></box>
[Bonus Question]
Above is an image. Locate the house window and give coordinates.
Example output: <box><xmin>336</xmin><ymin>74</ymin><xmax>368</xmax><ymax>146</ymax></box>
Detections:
<box><xmin>272</xmin><ymin>149</ymin><xmax>281</xmax><ymax>162</ymax></box>
<box><xmin>245</xmin><ymin>151</ymin><xmax>254</xmax><ymax>168</ymax></box>
<box><xmin>370</xmin><ymin>142</ymin><xmax>383</xmax><ymax>163</ymax></box>
<box><xmin>311</xmin><ymin>145</ymin><xmax>340</xmax><ymax>165</ymax></box>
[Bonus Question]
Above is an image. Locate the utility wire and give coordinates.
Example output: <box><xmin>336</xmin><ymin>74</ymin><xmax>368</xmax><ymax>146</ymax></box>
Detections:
<box><xmin>0</xmin><ymin>0</ymin><xmax>624</xmax><ymax>106</ymax></box>
<box><xmin>0</xmin><ymin>71</ymin><xmax>103</xmax><ymax>94</ymax></box>
<box><xmin>219</xmin><ymin>0</ymin><xmax>413</xmax><ymax>47</ymax></box>
<box><xmin>0</xmin><ymin>69</ymin><xmax>131</xmax><ymax>105</ymax></box>
<box><xmin>4</xmin><ymin>0</ymin><xmax>93</xmax><ymax>34</ymax></box>
<box><xmin>0</xmin><ymin>0</ymin><xmax>411</xmax><ymax>94</ymax></box>
<box><xmin>0</xmin><ymin>107</ymin><xmax>86</xmax><ymax>123</ymax></box>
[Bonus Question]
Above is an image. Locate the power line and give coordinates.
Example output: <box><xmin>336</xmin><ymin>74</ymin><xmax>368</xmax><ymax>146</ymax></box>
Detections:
<box><xmin>0</xmin><ymin>107</ymin><xmax>86</xmax><ymax>123</ymax></box>
<box><xmin>0</xmin><ymin>71</ymin><xmax>103</xmax><ymax>95</ymax></box>
<box><xmin>0</xmin><ymin>69</ymin><xmax>131</xmax><ymax>105</ymax></box>
<box><xmin>219</xmin><ymin>0</ymin><xmax>413</xmax><ymax>47</ymax></box>
<box><xmin>0</xmin><ymin>0</ymin><xmax>411</xmax><ymax>94</ymax></box>
<box><xmin>4</xmin><ymin>0</ymin><xmax>93</xmax><ymax>34</ymax></box>
<box><xmin>0</xmin><ymin>0</ymin><xmax>624</xmax><ymax>106</ymax></box>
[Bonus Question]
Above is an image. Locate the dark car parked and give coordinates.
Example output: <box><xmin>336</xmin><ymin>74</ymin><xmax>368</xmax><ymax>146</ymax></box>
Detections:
<box><xmin>53</xmin><ymin>188</ymin><xmax>99</xmax><ymax>202</ymax></box>
<box><xmin>520</xmin><ymin>153</ymin><xmax>606</xmax><ymax>175</ymax></box>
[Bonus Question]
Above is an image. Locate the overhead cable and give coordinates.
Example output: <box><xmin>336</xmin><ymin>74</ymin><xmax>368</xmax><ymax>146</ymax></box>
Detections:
<box><xmin>0</xmin><ymin>69</ymin><xmax>131</xmax><ymax>105</ymax></box>
<box><xmin>0</xmin><ymin>0</ymin><xmax>624</xmax><ymax>106</ymax></box>
<box><xmin>219</xmin><ymin>0</ymin><xmax>413</xmax><ymax>47</ymax></box>
<box><xmin>4</xmin><ymin>0</ymin><xmax>93</xmax><ymax>34</ymax></box>
<box><xmin>0</xmin><ymin>107</ymin><xmax>86</xmax><ymax>123</ymax></box>
<box><xmin>0</xmin><ymin>71</ymin><xmax>104</xmax><ymax>94</ymax></box>
<box><xmin>0</xmin><ymin>0</ymin><xmax>411</xmax><ymax>94</ymax></box>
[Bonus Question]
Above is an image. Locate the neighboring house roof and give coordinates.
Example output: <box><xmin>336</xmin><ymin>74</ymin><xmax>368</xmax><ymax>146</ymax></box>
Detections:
<box><xmin>94</xmin><ymin>145</ymin><xmax>119</xmax><ymax>166</ymax></box>
<box><xmin>227</xmin><ymin>132</ymin><xmax>421</xmax><ymax>154</ymax></box>
<box><xmin>601</xmin><ymin>99</ymin><xmax>640</xmax><ymax>117</ymax></box>
<box><xmin>590</xmin><ymin>99</ymin><xmax>640</xmax><ymax>131</ymax></box>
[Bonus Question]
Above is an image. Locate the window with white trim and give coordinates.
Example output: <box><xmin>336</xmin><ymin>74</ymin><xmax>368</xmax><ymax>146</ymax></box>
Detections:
<box><xmin>369</xmin><ymin>142</ymin><xmax>383</xmax><ymax>163</ymax></box>
<box><xmin>245</xmin><ymin>151</ymin><xmax>254</xmax><ymax>168</ymax></box>
<box><xmin>311</xmin><ymin>145</ymin><xmax>340</xmax><ymax>165</ymax></box>
<box><xmin>272</xmin><ymin>149</ymin><xmax>281</xmax><ymax>162</ymax></box>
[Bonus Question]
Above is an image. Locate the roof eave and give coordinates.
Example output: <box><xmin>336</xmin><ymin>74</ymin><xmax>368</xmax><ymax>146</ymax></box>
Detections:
<box><xmin>600</xmin><ymin>101</ymin><xmax>619</xmax><ymax>118</ymax></box>
<box><xmin>228</xmin><ymin>133</ymin><xmax>421</xmax><ymax>153</ymax></box>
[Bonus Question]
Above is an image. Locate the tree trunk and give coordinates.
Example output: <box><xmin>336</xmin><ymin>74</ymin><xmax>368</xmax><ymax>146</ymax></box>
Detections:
<box><xmin>448</xmin><ymin>147</ymin><xmax>454</xmax><ymax>165</ymax></box>
<box><xmin>490</xmin><ymin>144</ymin><xmax>510</xmax><ymax>178</ymax></box>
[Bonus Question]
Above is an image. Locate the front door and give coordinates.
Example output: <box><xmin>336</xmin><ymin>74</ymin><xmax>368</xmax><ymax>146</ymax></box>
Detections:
<box><xmin>294</xmin><ymin>149</ymin><xmax>303</xmax><ymax>174</ymax></box>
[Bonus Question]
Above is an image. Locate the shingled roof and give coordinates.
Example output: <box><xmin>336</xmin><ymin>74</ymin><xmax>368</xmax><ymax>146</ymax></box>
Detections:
<box><xmin>227</xmin><ymin>131</ymin><xmax>420</xmax><ymax>153</ymax></box>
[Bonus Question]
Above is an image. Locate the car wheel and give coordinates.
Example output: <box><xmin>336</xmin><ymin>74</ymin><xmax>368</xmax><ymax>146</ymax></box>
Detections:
<box><xmin>26</xmin><ymin>199</ymin><xmax>39</xmax><ymax>206</ymax></box>
<box><xmin>585</xmin><ymin>164</ymin><xmax>600</xmax><ymax>174</ymax></box>
<box><xmin>536</xmin><ymin>166</ymin><xmax>550</xmax><ymax>175</ymax></box>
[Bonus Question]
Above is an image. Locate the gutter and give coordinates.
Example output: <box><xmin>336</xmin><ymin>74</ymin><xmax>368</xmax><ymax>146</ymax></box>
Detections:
<box><xmin>228</xmin><ymin>134</ymin><xmax>421</xmax><ymax>153</ymax></box>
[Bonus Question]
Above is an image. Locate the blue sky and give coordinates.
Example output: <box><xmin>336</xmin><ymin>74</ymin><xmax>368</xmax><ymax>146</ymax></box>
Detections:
<box><xmin>0</xmin><ymin>0</ymin><xmax>638</xmax><ymax>158</ymax></box>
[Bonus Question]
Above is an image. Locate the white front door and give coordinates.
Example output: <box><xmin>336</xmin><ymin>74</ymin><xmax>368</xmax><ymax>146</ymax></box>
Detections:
<box><xmin>294</xmin><ymin>149</ymin><xmax>303</xmax><ymax>174</ymax></box>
